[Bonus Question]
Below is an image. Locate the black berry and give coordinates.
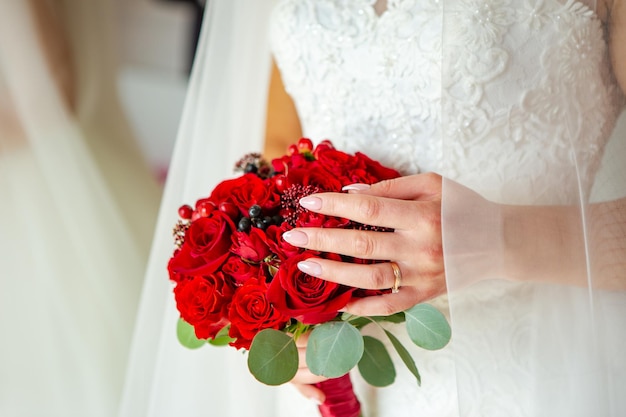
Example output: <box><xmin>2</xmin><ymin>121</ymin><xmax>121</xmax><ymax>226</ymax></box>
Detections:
<box><xmin>249</xmin><ymin>205</ymin><xmax>262</xmax><ymax>218</ymax></box>
<box><xmin>244</xmin><ymin>163</ymin><xmax>258</xmax><ymax>174</ymax></box>
<box><xmin>237</xmin><ymin>217</ymin><xmax>251</xmax><ymax>232</ymax></box>
<box><xmin>254</xmin><ymin>218</ymin><xmax>266</xmax><ymax>230</ymax></box>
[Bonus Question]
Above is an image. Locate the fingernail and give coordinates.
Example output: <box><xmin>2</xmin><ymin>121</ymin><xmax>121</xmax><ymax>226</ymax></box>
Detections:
<box><xmin>282</xmin><ymin>230</ymin><xmax>309</xmax><ymax>246</ymax></box>
<box><xmin>299</xmin><ymin>196</ymin><xmax>322</xmax><ymax>210</ymax></box>
<box><xmin>342</xmin><ymin>183</ymin><xmax>370</xmax><ymax>191</ymax></box>
<box><xmin>297</xmin><ymin>260</ymin><xmax>322</xmax><ymax>277</ymax></box>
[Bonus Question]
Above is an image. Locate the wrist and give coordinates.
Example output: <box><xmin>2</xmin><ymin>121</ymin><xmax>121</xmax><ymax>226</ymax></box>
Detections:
<box><xmin>501</xmin><ymin>203</ymin><xmax>587</xmax><ymax>286</ymax></box>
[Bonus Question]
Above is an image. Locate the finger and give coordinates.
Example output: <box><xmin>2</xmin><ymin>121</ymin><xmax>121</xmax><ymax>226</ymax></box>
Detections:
<box><xmin>298</xmin><ymin>345</ymin><xmax>307</xmax><ymax>367</ymax></box>
<box><xmin>283</xmin><ymin>228</ymin><xmax>411</xmax><ymax>260</ymax></box>
<box><xmin>343</xmin><ymin>286</ymin><xmax>425</xmax><ymax>316</ymax></box>
<box><xmin>294</xmin><ymin>331</ymin><xmax>309</xmax><ymax>347</ymax></box>
<box><xmin>291</xmin><ymin>383</ymin><xmax>326</xmax><ymax>405</ymax></box>
<box><xmin>292</xmin><ymin>367</ymin><xmax>329</xmax><ymax>385</ymax></box>
<box><xmin>345</xmin><ymin>173</ymin><xmax>443</xmax><ymax>201</ymax></box>
<box><xmin>297</xmin><ymin>258</ymin><xmax>415</xmax><ymax>289</ymax></box>
<box><xmin>299</xmin><ymin>192</ymin><xmax>421</xmax><ymax>229</ymax></box>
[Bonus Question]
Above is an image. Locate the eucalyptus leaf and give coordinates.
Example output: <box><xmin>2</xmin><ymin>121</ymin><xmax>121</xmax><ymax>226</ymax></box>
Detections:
<box><xmin>384</xmin><ymin>330</ymin><xmax>421</xmax><ymax>386</ymax></box>
<box><xmin>176</xmin><ymin>318</ymin><xmax>206</xmax><ymax>349</ymax></box>
<box><xmin>373</xmin><ymin>312</ymin><xmax>405</xmax><ymax>324</ymax></box>
<box><xmin>344</xmin><ymin>316</ymin><xmax>371</xmax><ymax>329</ymax></box>
<box><xmin>404</xmin><ymin>303</ymin><xmax>451</xmax><ymax>350</ymax></box>
<box><xmin>306</xmin><ymin>321</ymin><xmax>364</xmax><ymax>378</ymax></box>
<box><xmin>248</xmin><ymin>329</ymin><xmax>298</xmax><ymax>386</ymax></box>
<box><xmin>340</xmin><ymin>313</ymin><xmax>406</xmax><ymax>330</ymax></box>
<box><xmin>208</xmin><ymin>325</ymin><xmax>235</xmax><ymax>346</ymax></box>
<box><xmin>358</xmin><ymin>336</ymin><xmax>396</xmax><ymax>387</ymax></box>
<box><xmin>341</xmin><ymin>312</ymin><xmax>355</xmax><ymax>321</ymax></box>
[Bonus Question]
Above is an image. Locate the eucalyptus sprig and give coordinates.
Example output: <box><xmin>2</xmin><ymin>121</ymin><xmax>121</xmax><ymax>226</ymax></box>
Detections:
<box><xmin>177</xmin><ymin>303</ymin><xmax>451</xmax><ymax>387</ymax></box>
<box><xmin>245</xmin><ymin>303</ymin><xmax>451</xmax><ymax>387</ymax></box>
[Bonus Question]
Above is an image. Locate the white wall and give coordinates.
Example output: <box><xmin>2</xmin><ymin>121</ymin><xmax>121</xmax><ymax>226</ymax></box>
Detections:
<box><xmin>113</xmin><ymin>0</ymin><xmax>196</xmax><ymax>179</ymax></box>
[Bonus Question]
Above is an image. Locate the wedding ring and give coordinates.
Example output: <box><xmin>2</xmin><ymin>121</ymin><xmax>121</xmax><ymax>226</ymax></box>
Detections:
<box><xmin>390</xmin><ymin>262</ymin><xmax>402</xmax><ymax>294</ymax></box>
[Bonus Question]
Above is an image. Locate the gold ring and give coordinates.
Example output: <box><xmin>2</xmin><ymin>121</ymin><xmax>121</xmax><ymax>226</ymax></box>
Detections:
<box><xmin>390</xmin><ymin>262</ymin><xmax>402</xmax><ymax>294</ymax></box>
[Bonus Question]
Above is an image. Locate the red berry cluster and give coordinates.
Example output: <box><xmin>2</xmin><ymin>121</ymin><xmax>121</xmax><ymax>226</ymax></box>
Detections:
<box><xmin>178</xmin><ymin>200</ymin><xmax>238</xmax><ymax>223</ymax></box>
<box><xmin>287</xmin><ymin>138</ymin><xmax>334</xmax><ymax>160</ymax></box>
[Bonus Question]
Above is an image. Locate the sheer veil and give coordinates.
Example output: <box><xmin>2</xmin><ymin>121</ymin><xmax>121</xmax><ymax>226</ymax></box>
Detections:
<box><xmin>120</xmin><ymin>0</ymin><xmax>626</xmax><ymax>416</ymax></box>
<box><xmin>0</xmin><ymin>0</ymin><xmax>159</xmax><ymax>415</ymax></box>
<box><xmin>441</xmin><ymin>0</ymin><xmax>626</xmax><ymax>414</ymax></box>
<box><xmin>119</xmin><ymin>1</ymin><xmax>317</xmax><ymax>416</ymax></box>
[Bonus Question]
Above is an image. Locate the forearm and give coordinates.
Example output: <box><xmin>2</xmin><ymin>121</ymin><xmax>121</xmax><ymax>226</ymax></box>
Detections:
<box><xmin>502</xmin><ymin>197</ymin><xmax>626</xmax><ymax>290</ymax></box>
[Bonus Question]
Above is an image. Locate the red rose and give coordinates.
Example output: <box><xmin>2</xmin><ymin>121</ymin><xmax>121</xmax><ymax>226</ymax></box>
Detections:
<box><xmin>167</xmin><ymin>252</ymin><xmax>186</xmax><ymax>284</ymax></box>
<box><xmin>231</xmin><ymin>228</ymin><xmax>272</xmax><ymax>263</ymax></box>
<box><xmin>353</xmin><ymin>152</ymin><xmax>401</xmax><ymax>181</ymax></box>
<box><xmin>287</xmin><ymin>166</ymin><xmax>343</xmax><ymax>192</ymax></box>
<box><xmin>210</xmin><ymin>173</ymin><xmax>280</xmax><ymax>216</ymax></box>
<box><xmin>228</xmin><ymin>278</ymin><xmax>290</xmax><ymax>350</ymax></box>
<box><xmin>265</xmin><ymin>224</ymin><xmax>303</xmax><ymax>261</ymax></box>
<box><xmin>267</xmin><ymin>253</ymin><xmax>355</xmax><ymax>324</ymax></box>
<box><xmin>168</xmin><ymin>211</ymin><xmax>235</xmax><ymax>277</ymax></box>
<box><xmin>272</xmin><ymin>152</ymin><xmax>310</xmax><ymax>175</ymax></box>
<box><xmin>174</xmin><ymin>272</ymin><xmax>234</xmax><ymax>339</ymax></box>
<box><xmin>315</xmin><ymin>148</ymin><xmax>361</xmax><ymax>179</ymax></box>
<box><xmin>295</xmin><ymin>211</ymin><xmax>351</xmax><ymax>229</ymax></box>
<box><xmin>222</xmin><ymin>255</ymin><xmax>260</xmax><ymax>284</ymax></box>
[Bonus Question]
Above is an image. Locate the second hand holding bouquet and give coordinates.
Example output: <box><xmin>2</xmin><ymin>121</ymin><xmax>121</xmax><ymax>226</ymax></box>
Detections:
<box><xmin>169</xmin><ymin>139</ymin><xmax>451</xmax><ymax>417</ymax></box>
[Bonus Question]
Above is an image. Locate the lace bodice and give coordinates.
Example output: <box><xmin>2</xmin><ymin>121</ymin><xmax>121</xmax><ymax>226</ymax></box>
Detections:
<box><xmin>270</xmin><ymin>0</ymin><xmax>622</xmax><ymax>205</ymax></box>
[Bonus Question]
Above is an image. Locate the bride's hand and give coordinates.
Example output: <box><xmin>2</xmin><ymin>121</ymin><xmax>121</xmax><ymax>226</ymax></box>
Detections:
<box><xmin>282</xmin><ymin>173</ymin><xmax>447</xmax><ymax>316</ymax></box>
<box><xmin>290</xmin><ymin>332</ymin><xmax>328</xmax><ymax>404</ymax></box>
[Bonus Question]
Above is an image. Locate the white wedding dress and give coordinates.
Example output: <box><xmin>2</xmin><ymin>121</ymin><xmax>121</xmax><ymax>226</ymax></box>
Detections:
<box><xmin>120</xmin><ymin>1</ymin><xmax>625</xmax><ymax>416</ymax></box>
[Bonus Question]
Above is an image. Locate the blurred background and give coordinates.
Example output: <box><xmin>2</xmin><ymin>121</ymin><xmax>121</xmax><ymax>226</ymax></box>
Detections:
<box><xmin>113</xmin><ymin>0</ymin><xmax>204</xmax><ymax>182</ymax></box>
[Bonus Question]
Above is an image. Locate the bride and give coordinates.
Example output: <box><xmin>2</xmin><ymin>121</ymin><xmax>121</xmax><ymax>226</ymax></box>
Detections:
<box><xmin>120</xmin><ymin>0</ymin><xmax>626</xmax><ymax>416</ymax></box>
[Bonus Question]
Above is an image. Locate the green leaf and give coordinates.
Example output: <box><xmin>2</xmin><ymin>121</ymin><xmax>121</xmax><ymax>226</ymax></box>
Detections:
<box><xmin>306</xmin><ymin>321</ymin><xmax>364</xmax><ymax>378</ymax></box>
<box><xmin>176</xmin><ymin>318</ymin><xmax>207</xmax><ymax>349</ymax></box>
<box><xmin>208</xmin><ymin>325</ymin><xmax>235</xmax><ymax>346</ymax></box>
<box><xmin>404</xmin><ymin>303</ymin><xmax>451</xmax><ymax>351</ymax></box>
<box><xmin>248</xmin><ymin>329</ymin><xmax>298</xmax><ymax>386</ymax></box>
<box><xmin>373</xmin><ymin>312</ymin><xmax>406</xmax><ymax>324</ymax></box>
<box><xmin>340</xmin><ymin>312</ymin><xmax>355</xmax><ymax>321</ymax></box>
<box><xmin>344</xmin><ymin>316</ymin><xmax>371</xmax><ymax>329</ymax></box>
<box><xmin>384</xmin><ymin>330</ymin><xmax>421</xmax><ymax>386</ymax></box>
<box><xmin>357</xmin><ymin>336</ymin><xmax>396</xmax><ymax>387</ymax></box>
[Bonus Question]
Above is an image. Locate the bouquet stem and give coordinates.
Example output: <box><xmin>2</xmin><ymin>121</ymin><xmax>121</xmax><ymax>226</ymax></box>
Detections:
<box><xmin>315</xmin><ymin>373</ymin><xmax>361</xmax><ymax>417</ymax></box>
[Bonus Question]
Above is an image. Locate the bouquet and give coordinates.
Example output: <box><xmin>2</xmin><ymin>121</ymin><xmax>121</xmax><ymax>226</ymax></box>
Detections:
<box><xmin>169</xmin><ymin>139</ymin><xmax>451</xmax><ymax>417</ymax></box>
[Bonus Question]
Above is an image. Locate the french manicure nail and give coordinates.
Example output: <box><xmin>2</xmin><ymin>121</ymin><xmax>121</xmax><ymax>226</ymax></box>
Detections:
<box><xmin>342</xmin><ymin>183</ymin><xmax>371</xmax><ymax>191</ymax></box>
<box><xmin>299</xmin><ymin>196</ymin><xmax>322</xmax><ymax>210</ymax></box>
<box><xmin>297</xmin><ymin>260</ymin><xmax>322</xmax><ymax>277</ymax></box>
<box><xmin>282</xmin><ymin>230</ymin><xmax>309</xmax><ymax>246</ymax></box>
